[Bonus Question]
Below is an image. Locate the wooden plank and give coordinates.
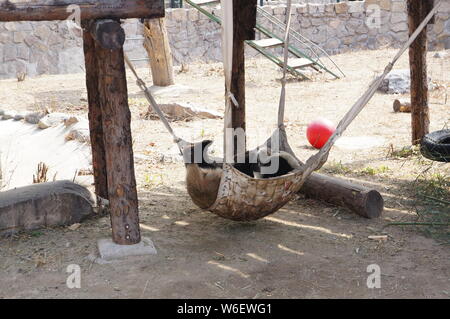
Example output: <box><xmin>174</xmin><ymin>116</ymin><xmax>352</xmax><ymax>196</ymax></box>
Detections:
<box><xmin>91</xmin><ymin>19</ymin><xmax>141</xmax><ymax>245</ymax></box>
<box><xmin>82</xmin><ymin>20</ymin><xmax>109</xmax><ymax>202</ymax></box>
<box><xmin>407</xmin><ymin>0</ymin><xmax>430</xmax><ymax>145</ymax></box>
<box><xmin>0</xmin><ymin>0</ymin><xmax>164</xmax><ymax>22</ymax></box>
<box><xmin>144</xmin><ymin>18</ymin><xmax>175</xmax><ymax>87</ymax></box>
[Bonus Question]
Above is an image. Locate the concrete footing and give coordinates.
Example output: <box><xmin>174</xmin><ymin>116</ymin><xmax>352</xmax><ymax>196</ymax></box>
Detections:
<box><xmin>97</xmin><ymin>237</ymin><xmax>157</xmax><ymax>261</ymax></box>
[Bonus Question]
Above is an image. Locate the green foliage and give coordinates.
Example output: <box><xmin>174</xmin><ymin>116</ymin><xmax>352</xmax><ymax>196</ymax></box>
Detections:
<box><xmin>321</xmin><ymin>161</ymin><xmax>351</xmax><ymax>175</ymax></box>
<box><xmin>30</xmin><ymin>231</ymin><xmax>44</xmax><ymax>237</ymax></box>
<box><xmin>144</xmin><ymin>173</ymin><xmax>165</xmax><ymax>189</ymax></box>
<box><xmin>387</xmin><ymin>172</ymin><xmax>450</xmax><ymax>244</ymax></box>
<box><xmin>387</xmin><ymin>145</ymin><xmax>420</xmax><ymax>159</ymax></box>
<box><xmin>359</xmin><ymin>165</ymin><xmax>390</xmax><ymax>176</ymax></box>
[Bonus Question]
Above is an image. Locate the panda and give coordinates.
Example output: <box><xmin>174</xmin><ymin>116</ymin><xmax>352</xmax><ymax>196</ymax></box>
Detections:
<box><xmin>183</xmin><ymin>141</ymin><xmax>300</xmax><ymax>209</ymax></box>
<box><xmin>183</xmin><ymin>140</ymin><xmax>222</xmax><ymax>209</ymax></box>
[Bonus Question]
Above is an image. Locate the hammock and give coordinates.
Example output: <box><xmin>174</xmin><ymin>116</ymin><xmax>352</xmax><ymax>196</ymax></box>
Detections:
<box><xmin>125</xmin><ymin>0</ymin><xmax>440</xmax><ymax>221</ymax></box>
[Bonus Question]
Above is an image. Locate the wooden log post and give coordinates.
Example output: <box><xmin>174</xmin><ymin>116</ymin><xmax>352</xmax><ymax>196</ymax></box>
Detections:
<box><xmin>228</xmin><ymin>0</ymin><xmax>257</xmax><ymax>156</ymax></box>
<box><xmin>0</xmin><ymin>0</ymin><xmax>164</xmax><ymax>22</ymax></box>
<box><xmin>407</xmin><ymin>0</ymin><xmax>433</xmax><ymax>145</ymax></box>
<box><xmin>299</xmin><ymin>173</ymin><xmax>384</xmax><ymax>219</ymax></box>
<box><xmin>144</xmin><ymin>18</ymin><xmax>175</xmax><ymax>87</ymax></box>
<box><xmin>82</xmin><ymin>21</ymin><xmax>109</xmax><ymax>202</ymax></box>
<box><xmin>89</xmin><ymin>19</ymin><xmax>141</xmax><ymax>245</ymax></box>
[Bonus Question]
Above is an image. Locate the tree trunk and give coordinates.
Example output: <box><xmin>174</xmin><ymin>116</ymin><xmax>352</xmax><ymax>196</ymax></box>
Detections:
<box><xmin>144</xmin><ymin>18</ymin><xmax>175</xmax><ymax>87</ymax></box>
<box><xmin>299</xmin><ymin>173</ymin><xmax>384</xmax><ymax>219</ymax></box>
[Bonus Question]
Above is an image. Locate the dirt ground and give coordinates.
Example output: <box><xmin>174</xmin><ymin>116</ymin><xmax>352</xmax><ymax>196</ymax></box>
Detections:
<box><xmin>0</xmin><ymin>48</ymin><xmax>449</xmax><ymax>298</ymax></box>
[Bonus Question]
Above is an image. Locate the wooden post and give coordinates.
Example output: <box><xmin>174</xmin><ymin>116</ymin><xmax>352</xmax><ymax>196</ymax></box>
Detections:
<box><xmin>144</xmin><ymin>18</ymin><xmax>175</xmax><ymax>87</ymax></box>
<box><xmin>89</xmin><ymin>19</ymin><xmax>141</xmax><ymax>245</ymax></box>
<box><xmin>229</xmin><ymin>0</ymin><xmax>257</xmax><ymax>156</ymax></box>
<box><xmin>82</xmin><ymin>21</ymin><xmax>109</xmax><ymax>201</ymax></box>
<box><xmin>299</xmin><ymin>173</ymin><xmax>384</xmax><ymax>219</ymax></box>
<box><xmin>408</xmin><ymin>0</ymin><xmax>432</xmax><ymax>145</ymax></box>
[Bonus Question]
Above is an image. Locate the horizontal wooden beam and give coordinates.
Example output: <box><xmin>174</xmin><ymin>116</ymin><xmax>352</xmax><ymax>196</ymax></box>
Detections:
<box><xmin>0</xmin><ymin>0</ymin><xmax>164</xmax><ymax>22</ymax></box>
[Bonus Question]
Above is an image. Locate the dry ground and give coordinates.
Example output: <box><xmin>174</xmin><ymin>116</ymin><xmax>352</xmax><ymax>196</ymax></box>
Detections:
<box><xmin>0</xmin><ymin>48</ymin><xmax>449</xmax><ymax>298</ymax></box>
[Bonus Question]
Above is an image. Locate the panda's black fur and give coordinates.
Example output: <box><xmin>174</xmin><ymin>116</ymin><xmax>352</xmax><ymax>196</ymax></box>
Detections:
<box><xmin>254</xmin><ymin>149</ymin><xmax>300</xmax><ymax>179</ymax></box>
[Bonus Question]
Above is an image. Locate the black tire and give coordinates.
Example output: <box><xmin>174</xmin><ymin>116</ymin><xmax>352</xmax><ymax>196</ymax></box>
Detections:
<box><xmin>420</xmin><ymin>129</ymin><xmax>450</xmax><ymax>162</ymax></box>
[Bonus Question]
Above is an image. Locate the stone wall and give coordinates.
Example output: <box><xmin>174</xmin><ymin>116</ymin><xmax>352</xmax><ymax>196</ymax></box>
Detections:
<box><xmin>0</xmin><ymin>0</ymin><xmax>448</xmax><ymax>79</ymax></box>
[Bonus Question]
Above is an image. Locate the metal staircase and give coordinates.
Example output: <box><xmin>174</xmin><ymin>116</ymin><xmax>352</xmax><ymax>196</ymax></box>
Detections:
<box><xmin>185</xmin><ymin>0</ymin><xmax>344</xmax><ymax>80</ymax></box>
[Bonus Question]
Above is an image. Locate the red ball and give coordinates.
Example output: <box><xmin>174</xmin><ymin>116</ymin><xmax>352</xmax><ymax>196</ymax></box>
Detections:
<box><xmin>306</xmin><ymin>118</ymin><xmax>336</xmax><ymax>149</ymax></box>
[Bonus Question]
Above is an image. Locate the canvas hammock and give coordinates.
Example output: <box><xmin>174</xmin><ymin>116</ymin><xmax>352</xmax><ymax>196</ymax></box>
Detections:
<box><xmin>125</xmin><ymin>0</ymin><xmax>441</xmax><ymax>221</ymax></box>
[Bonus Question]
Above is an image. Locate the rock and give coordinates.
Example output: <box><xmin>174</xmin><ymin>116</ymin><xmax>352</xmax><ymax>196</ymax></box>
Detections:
<box><xmin>1</xmin><ymin>111</ymin><xmax>15</xmax><ymax>120</ymax></box>
<box><xmin>64</xmin><ymin>116</ymin><xmax>80</xmax><ymax>127</ymax></box>
<box><xmin>65</xmin><ymin>118</ymin><xmax>90</xmax><ymax>144</ymax></box>
<box><xmin>391</xmin><ymin>12</ymin><xmax>407</xmax><ymax>24</ymax></box>
<box><xmin>38</xmin><ymin>113</ymin><xmax>69</xmax><ymax>129</ymax></box>
<box><xmin>3</xmin><ymin>44</ymin><xmax>16</xmax><ymax>62</ymax></box>
<box><xmin>68</xmin><ymin>223</ymin><xmax>81</xmax><ymax>231</ymax></box>
<box><xmin>65</xmin><ymin>128</ymin><xmax>90</xmax><ymax>144</ymax></box>
<box><xmin>24</xmin><ymin>112</ymin><xmax>46</xmax><ymax>125</ymax></box>
<box><xmin>433</xmin><ymin>51</ymin><xmax>448</xmax><ymax>59</ymax></box>
<box><xmin>0</xmin><ymin>180</ymin><xmax>94</xmax><ymax>236</ymax></box>
<box><xmin>144</xmin><ymin>102</ymin><xmax>222</xmax><ymax>121</ymax></box>
<box><xmin>379</xmin><ymin>69</ymin><xmax>434</xmax><ymax>94</ymax></box>
<box><xmin>379</xmin><ymin>69</ymin><xmax>412</xmax><ymax>94</ymax></box>
<box><xmin>335</xmin><ymin>2</ymin><xmax>349</xmax><ymax>14</ymax></box>
<box><xmin>296</xmin><ymin>4</ymin><xmax>307</xmax><ymax>14</ymax></box>
<box><xmin>391</xmin><ymin>23</ymin><xmax>408</xmax><ymax>33</ymax></box>
<box><xmin>13</xmin><ymin>114</ymin><xmax>24</xmax><ymax>121</ymax></box>
<box><xmin>391</xmin><ymin>1</ymin><xmax>406</xmax><ymax>12</ymax></box>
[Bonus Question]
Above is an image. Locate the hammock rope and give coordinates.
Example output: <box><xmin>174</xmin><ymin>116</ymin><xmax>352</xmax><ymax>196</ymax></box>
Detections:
<box><xmin>278</xmin><ymin>0</ymin><xmax>293</xmax><ymax>129</ymax></box>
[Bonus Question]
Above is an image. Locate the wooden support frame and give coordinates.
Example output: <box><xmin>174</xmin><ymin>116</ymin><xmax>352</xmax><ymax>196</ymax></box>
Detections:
<box><xmin>0</xmin><ymin>0</ymin><xmax>164</xmax><ymax>22</ymax></box>
<box><xmin>144</xmin><ymin>18</ymin><xmax>175</xmax><ymax>87</ymax></box>
<box><xmin>82</xmin><ymin>21</ymin><xmax>109</xmax><ymax>202</ymax></box>
<box><xmin>407</xmin><ymin>0</ymin><xmax>433</xmax><ymax>145</ymax></box>
<box><xmin>83</xmin><ymin>19</ymin><xmax>141</xmax><ymax>245</ymax></box>
<box><xmin>229</xmin><ymin>0</ymin><xmax>257</xmax><ymax>156</ymax></box>
<box><xmin>0</xmin><ymin>1</ymin><xmax>164</xmax><ymax>245</ymax></box>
